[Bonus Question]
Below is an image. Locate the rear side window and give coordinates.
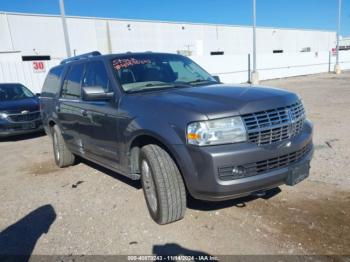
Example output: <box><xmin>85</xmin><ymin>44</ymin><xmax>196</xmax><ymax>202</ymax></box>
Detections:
<box><xmin>42</xmin><ymin>66</ymin><xmax>64</xmax><ymax>97</ymax></box>
<box><xmin>61</xmin><ymin>63</ymin><xmax>85</xmax><ymax>100</ymax></box>
<box><xmin>83</xmin><ymin>60</ymin><xmax>110</xmax><ymax>92</ymax></box>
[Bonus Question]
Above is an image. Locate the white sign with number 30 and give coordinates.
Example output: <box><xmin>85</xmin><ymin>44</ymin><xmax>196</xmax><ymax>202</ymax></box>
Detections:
<box><xmin>33</xmin><ymin>61</ymin><xmax>46</xmax><ymax>73</ymax></box>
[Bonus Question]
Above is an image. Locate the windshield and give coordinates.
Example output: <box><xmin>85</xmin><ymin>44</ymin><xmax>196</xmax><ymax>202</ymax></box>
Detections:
<box><xmin>0</xmin><ymin>84</ymin><xmax>35</xmax><ymax>101</ymax></box>
<box><xmin>111</xmin><ymin>54</ymin><xmax>217</xmax><ymax>93</ymax></box>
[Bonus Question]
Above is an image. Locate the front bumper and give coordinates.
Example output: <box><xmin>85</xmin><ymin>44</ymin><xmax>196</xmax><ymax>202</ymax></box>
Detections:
<box><xmin>0</xmin><ymin>119</ymin><xmax>43</xmax><ymax>137</ymax></box>
<box><xmin>173</xmin><ymin>120</ymin><xmax>313</xmax><ymax>201</ymax></box>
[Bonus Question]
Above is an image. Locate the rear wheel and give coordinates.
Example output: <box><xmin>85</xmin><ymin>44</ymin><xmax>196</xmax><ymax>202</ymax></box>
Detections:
<box><xmin>140</xmin><ymin>144</ymin><xmax>186</xmax><ymax>225</ymax></box>
<box><xmin>52</xmin><ymin>125</ymin><xmax>75</xmax><ymax>168</ymax></box>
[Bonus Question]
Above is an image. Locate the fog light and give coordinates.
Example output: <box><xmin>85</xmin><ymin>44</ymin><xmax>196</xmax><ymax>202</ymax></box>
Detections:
<box><xmin>232</xmin><ymin>166</ymin><xmax>246</xmax><ymax>176</ymax></box>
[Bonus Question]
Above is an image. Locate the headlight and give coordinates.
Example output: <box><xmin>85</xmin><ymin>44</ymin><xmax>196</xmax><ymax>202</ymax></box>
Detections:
<box><xmin>0</xmin><ymin>112</ymin><xmax>8</xmax><ymax>119</ymax></box>
<box><xmin>187</xmin><ymin>116</ymin><xmax>247</xmax><ymax>146</ymax></box>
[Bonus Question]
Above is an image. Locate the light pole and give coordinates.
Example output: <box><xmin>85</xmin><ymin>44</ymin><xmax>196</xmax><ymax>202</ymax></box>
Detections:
<box><xmin>59</xmin><ymin>0</ymin><xmax>72</xmax><ymax>57</ymax></box>
<box><xmin>251</xmin><ymin>0</ymin><xmax>259</xmax><ymax>84</ymax></box>
<box><xmin>334</xmin><ymin>0</ymin><xmax>342</xmax><ymax>74</ymax></box>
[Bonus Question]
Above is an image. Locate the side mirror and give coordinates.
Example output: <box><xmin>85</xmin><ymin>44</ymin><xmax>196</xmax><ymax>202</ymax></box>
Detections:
<box><xmin>212</xmin><ymin>75</ymin><xmax>221</xmax><ymax>83</ymax></box>
<box><xmin>36</xmin><ymin>93</ymin><xmax>41</xmax><ymax>97</ymax></box>
<box><xmin>82</xmin><ymin>86</ymin><xmax>114</xmax><ymax>101</ymax></box>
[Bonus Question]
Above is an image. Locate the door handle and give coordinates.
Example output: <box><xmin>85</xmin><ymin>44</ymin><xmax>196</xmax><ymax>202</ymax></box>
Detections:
<box><xmin>81</xmin><ymin>109</ymin><xmax>88</xmax><ymax>117</ymax></box>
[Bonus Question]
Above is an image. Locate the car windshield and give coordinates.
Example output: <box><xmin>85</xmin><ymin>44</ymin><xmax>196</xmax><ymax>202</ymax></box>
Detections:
<box><xmin>111</xmin><ymin>54</ymin><xmax>218</xmax><ymax>93</ymax></box>
<box><xmin>0</xmin><ymin>84</ymin><xmax>35</xmax><ymax>101</ymax></box>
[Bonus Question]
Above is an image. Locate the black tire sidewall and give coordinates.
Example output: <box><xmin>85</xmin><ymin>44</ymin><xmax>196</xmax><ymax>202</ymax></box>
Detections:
<box><xmin>52</xmin><ymin>126</ymin><xmax>61</xmax><ymax>166</ymax></box>
<box><xmin>140</xmin><ymin>151</ymin><xmax>162</xmax><ymax>223</ymax></box>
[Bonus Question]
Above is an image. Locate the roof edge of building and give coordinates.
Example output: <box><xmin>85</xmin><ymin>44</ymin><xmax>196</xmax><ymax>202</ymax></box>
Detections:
<box><xmin>0</xmin><ymin>11</ymin><xmax>336</xmax><ymax>34</ymax></box>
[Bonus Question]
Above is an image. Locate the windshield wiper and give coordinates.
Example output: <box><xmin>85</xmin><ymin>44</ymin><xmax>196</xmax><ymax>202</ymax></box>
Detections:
<box><xmin>186</xmin><ymin>79</ymin><xmax>216</xmax><ymax>86</ymax></box>
<box><xmin>126</xmin><ymin>83</ymin><xmax>189</xmax><ymax>94</ymax></box>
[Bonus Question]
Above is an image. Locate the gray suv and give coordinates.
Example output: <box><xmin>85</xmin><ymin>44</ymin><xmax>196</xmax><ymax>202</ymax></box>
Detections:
<box><xmin>41</xmin><ymin>51</ymin><xmax>313</xmax><ymax>224</ymax></box>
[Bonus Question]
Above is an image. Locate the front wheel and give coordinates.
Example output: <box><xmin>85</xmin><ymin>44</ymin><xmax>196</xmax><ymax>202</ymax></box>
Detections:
<box><xmin>140</xmin><ymin>144</ymin><xmax>186</xmax><ymax>225</ymax></box>
<box><xmin>52</xmin><ymin>125</ymin><xmax>75</xmax><ymax>168</ymax></box>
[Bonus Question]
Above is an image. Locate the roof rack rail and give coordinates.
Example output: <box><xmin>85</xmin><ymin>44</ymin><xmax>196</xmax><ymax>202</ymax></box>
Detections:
<box><xmin>60</xmin><ymin>51</ymin><xmax>101</xmax><ymax>64</ymax></box>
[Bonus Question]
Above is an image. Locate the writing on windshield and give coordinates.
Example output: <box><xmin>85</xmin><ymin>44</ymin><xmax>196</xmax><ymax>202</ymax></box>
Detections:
<box><xmin>112</xmin><ymin>58</ymin><xmax>151</xmax><ymax>70</ymax></box>
<box><xmin>111</xmin><ymin>54</ymin><xmax>217</xmax><ymax>93</ymax></box>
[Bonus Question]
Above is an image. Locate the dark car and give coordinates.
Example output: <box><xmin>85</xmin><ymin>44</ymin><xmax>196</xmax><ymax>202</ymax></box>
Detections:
<box><xmin>0</xmin><ymin>83</ymin><xmax>43</xmax><ymax>137</ymax></box>
<box><xmin>41</xmin><ymin>52</ymin><xmax>313</xmax><ymax>224</ymax></box>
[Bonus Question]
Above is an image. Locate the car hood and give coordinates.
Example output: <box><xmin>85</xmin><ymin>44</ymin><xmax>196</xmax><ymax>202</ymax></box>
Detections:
<box><xmin>0</xmin><ymin>97</ymin><xmax>40</xmax><ymax>114</ymax></box>
<box><xmin>144</xmin><ymin>84</ymin><xmax>299</xmax><ymax>119</ymax></box>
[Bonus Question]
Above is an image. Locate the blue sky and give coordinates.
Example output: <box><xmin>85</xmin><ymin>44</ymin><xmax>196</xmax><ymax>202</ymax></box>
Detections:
<box><xmin>0</xmin><ymin>0</ymin><xmax>349</xmax><ymax>36</ymax></box>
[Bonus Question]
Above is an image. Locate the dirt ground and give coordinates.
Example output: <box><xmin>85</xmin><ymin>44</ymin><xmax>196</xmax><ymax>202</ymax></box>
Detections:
<box><xmin>0</xmin><ymin>71</ymin><xmax>349</xmax><ymax>257</ymax></box>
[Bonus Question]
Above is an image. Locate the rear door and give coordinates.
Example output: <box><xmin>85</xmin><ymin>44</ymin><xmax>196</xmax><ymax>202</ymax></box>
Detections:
<box><xmin>41</xmin><ymin>65</ymin><xmax>65</xmax><ymax>132</ymax></box>
<box><xmin>57</xmin><ymin>62</ymin><xmax>85</xmax><ymax>153</ymax></box>
<box><xmin>79</xmin><ymin>60</ymin><xmax>121</xmax><ymax>169</ymax></box>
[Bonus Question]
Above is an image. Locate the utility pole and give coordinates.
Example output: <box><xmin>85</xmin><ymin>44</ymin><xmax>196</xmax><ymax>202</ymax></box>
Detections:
<box><xmin>59</xmin><ymin>0</ymin><xmax>72</xmax><ymax>57</ymax></box>
<box><xmin>251</xmin><ymin>0</ymin><xmax>259</xmax><ymax>84</ymax></box>
<box><xmin>334</xmin><ymin>0</ymin><xmax>342</xmax><ymax>74</ymax></box>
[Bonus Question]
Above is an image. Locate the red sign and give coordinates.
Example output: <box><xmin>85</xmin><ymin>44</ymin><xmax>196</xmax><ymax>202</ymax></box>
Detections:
<box><xmin>33</xmin><ymin>61</ymin><xmax>46</xmax><ymax>73</ymax></box>
<box><xmin>332</xmin><ymin>48</ymin><xmax>337</xmax><ymax>56</ymax></box>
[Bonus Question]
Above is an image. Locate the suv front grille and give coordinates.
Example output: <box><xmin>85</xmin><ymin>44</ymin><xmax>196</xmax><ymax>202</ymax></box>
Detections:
<box><xmin>7</xmin><ymin>111</ymin><xmax>41</xmax><ymax>123</ymax></box>
<box><xmin>218</xmin><ymin>142</ymin><xmax>312</xmax><ymax>181</ymax></box>
<box><xmin>242</xmin><ymin>101</ymin><xmax>305</xmax><ymax>145</ymax></box>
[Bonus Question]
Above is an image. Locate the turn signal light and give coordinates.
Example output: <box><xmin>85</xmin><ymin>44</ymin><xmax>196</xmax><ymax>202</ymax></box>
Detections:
<box><xmin>187</xmin><ymin>133</ymin><xmax>200</xmax><ymax>140</ymax></box>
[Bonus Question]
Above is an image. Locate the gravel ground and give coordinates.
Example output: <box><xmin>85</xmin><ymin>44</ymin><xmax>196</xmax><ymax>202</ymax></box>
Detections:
<box><xmin>0</xmin><ymin>72</ymin><xmax>349</xmax><ymax>257</ymax></box>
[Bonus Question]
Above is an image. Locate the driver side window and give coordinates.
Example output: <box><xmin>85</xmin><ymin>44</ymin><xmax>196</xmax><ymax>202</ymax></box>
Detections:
<box><xmin>61</xmin><ymin>63</ymin><xmax>84</xmax><ymax>100</ymax></box>
<box><xmin>83</xmin><ymin>60</ymin><xmax>110</xmax><ymax>92</ymax></box>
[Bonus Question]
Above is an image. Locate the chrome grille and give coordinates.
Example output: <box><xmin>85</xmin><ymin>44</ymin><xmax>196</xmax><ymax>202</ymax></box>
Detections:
<box><xmin>242</xmin><ymin>101</ymin><xmax>305</xmax><ymax>145</ymax></box>
<box><xmin>218</xmin><ymin>142</ymin><xmax>312</xmax><ymax>181</ymax></box>
<box><xmin>7</xmin><ymin>111</ymin><xmax>41</xmax><ymax>123</ymax></box>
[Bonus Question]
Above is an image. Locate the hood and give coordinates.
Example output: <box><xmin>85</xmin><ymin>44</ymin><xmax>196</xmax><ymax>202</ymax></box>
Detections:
<box><xmin>0</xmin><ymin>97</ymin><xmax>40</xmax><ymax>114</ymax></box>
<box><xmin>143</xmin><ymin>84</ymin><xmax>299</xmax><ymax>119</ymax></box>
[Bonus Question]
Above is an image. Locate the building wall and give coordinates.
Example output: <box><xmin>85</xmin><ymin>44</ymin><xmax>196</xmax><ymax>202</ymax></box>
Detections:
<box><xmin>193</xmin><ymin>51</ymin><xmax>350</xmax><ymax>84</ymax></box>
<box><xmin>0</xmin><ymin>12</ymin><xmax>336</xmax><ymax>60</ymax></box>
<box><xmin>1</xmin><ymin>12</ymin><xmax>346</xmax><ymax>94</ymax></box>
<box><xmin>340</xmin><ymin>37</ymin><xmax>350</xmax><ymax>47</ymax></box>
<box><xmin>1</xmin><ymin>50</ymin><xmax>350</xmax><ymax>94</ymax></box>
<box><xmin>0</xmin><ymin>60</ymin><xmax>60</xmax><ymax>93</ymax></box>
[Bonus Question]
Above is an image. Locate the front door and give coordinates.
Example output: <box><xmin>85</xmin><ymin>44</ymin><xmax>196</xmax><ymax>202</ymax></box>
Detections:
<box><xmin>78</xmin><ymin>60</ymin><xmax>121</xmax><ymax>170</ymax></box>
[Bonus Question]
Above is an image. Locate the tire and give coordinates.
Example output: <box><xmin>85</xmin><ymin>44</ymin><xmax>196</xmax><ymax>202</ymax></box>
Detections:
<box><xmin>52</xmin><ymin>125</ymin><xmax>75</xmax><ymax>168</ymax></box>
<box><xmin>140</xmin><ymin>144</ymin><xmax>186</xmax><ymax>225</ymax></box>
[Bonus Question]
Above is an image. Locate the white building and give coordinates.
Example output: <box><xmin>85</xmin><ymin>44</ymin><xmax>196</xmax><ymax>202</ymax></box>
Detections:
<box><xmin>1</xmin><ymin>12</ymin><xmax>349</xmax><ymax>93</ymax></box>
<box><xmin>340</xmin><ymin>37</ymin><xmax>350</xmax><ymax>50</ymax></box>
<box><xmin>0</xmin><ymin>12</ymin><xmax>336</xmax><ymax>61</ymax></box>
